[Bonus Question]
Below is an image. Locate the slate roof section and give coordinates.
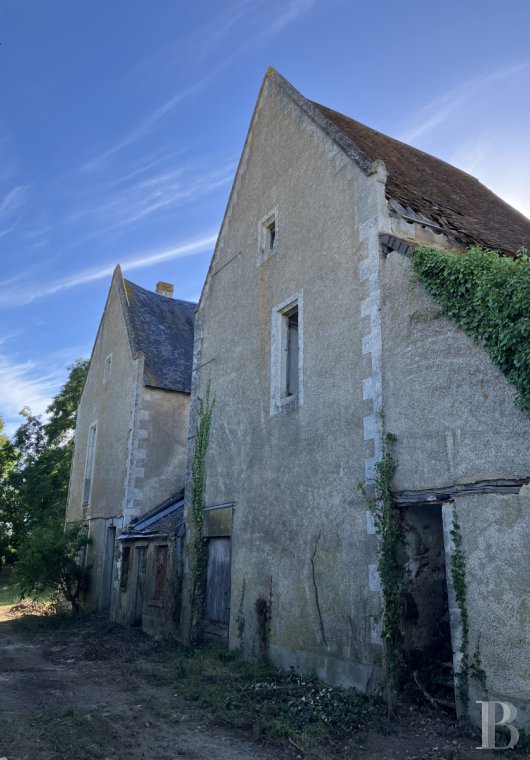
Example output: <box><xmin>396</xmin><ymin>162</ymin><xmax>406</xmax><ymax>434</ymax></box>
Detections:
<box><xmin>312</xmin><ymin>102</ymin><xmax>530</xmax><ymax>257</ymax></box>
<box><xmin>122</xmin><ymin>278</ymin><xmax>196</xmax><ymax>393</ymax></box>
<box><xmin>120</xmin><ymin>490</ymin><xmax>185</xmax><ymax>539</ymax></box>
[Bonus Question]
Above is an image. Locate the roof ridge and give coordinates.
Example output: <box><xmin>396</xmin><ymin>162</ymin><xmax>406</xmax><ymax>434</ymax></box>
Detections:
<box><xmin>122</xmin><ymin>277</ymin><xmax>197</xmax><ymax>308</ymax></box>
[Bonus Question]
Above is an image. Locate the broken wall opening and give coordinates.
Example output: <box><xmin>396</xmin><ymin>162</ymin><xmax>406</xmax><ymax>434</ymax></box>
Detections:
<box><xmin>398</xmin><ymin>503</ymin><xmax>455</xmax><ymax>708</ymax></box>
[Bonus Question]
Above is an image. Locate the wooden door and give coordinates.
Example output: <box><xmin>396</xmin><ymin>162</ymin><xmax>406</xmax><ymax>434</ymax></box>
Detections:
<box><xmin>204</xmin><ymin>538</ymin><xmax>231</xmax><ymax>642</ymax></box>
<box><xmin>133</xmin><ymin>546</ymin><xmax>147</xmax><ymax>627</ymax></box>
<box><xmin>100</xmin><ymin>526</ymin><xmax>116</xmax><ymax>612</ymax></box>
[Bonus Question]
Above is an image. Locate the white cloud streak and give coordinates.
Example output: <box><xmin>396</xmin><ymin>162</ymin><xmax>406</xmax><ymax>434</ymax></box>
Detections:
<box><xmin>0</xmin><ymin>355</ymin><xmax>64</xmax><ymax>436</ymax></box>
<box><xmin>398</xmin><ymin>63</ymin><xmax>528</xmax><ymax>144</ymax></box>
<box><xmin>0</xmin><ymin>233</ymin><xmax>217</xmax><ymax>308</ymax></box>
<box><xmin>81</xmin><ymin>0</ymin><xmax>316</xmax><ymax>171</ymax></box>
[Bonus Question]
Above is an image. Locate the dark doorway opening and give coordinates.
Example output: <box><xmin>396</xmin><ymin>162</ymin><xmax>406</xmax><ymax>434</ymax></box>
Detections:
<box><xmin>399</xmin><ymin>503</ymin><xmax>455</xmax><ymax>709</ymax></box>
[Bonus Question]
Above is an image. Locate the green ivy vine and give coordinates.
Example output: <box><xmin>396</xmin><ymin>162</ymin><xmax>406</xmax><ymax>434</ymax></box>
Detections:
<box><xmin>189</xmin><ymin>382</ymin><xmax>214</xmax><ymax>641</ymax></box>
<box><xmin>357</xmin><ymin>432</ymin><xmax>403</xmax><ymax>696</ymax></box>
<box><xmin>411</xmin><ymin>245</ymin><xmax>530</xmax><ymax>415</ymax></box>
<box><xmin>449</xmin><ymin>509</ymin><xmax>469</xmax><ymax>711</ymax></box>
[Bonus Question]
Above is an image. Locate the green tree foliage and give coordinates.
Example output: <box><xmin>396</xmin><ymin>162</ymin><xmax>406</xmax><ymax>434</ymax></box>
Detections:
<box><xmin>0</xmin><ymin>418</ymin><xmax>20</xmax><ymax>565</ymax></box>
<box><xmin>0</xmin><ymin>358</ymin><xmax>89</xmax><ymax>566</ymax></box>
<box><xmin>16</xmin><ymin>519</ymin><xmax>90</xmax><ymax>611</ymax></box>
<box><xmin>412</xmin><ymin>246</ymin><xmax>530</xmax><ymax>414</ymax></box>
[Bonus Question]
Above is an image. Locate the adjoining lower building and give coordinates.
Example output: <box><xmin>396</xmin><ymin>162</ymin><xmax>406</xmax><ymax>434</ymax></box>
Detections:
<box><xmin>65</xmin><ymin>265</ymin><xmax>195</xmax><ymax>631</ymax></box>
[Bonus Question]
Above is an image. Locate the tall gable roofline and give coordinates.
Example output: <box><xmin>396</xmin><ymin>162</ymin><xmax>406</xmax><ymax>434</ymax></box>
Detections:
<box><xmin>196</xmin><ymin>67</ymin><xmax>384</xmax><ymax>312</ymax></box>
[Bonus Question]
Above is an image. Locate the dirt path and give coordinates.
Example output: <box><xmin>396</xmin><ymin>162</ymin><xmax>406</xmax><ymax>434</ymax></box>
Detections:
<box><xmin>0</xmin><ymin>608</ymin><xmax>289</xmax><ymax>760</ymax></box>
<box><xmin>0</xmin><ymin>607</ymin><xmax>514</xmax><ymax>760</ymax></box>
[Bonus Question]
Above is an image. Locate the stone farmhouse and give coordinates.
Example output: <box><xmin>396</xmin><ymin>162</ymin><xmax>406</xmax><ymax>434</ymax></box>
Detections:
<box><xmin>179</xmin><ymin>68</ymin><xmax>530</xmax><ymax>727</ymax></box>
<box><xmin>65</xmin><ymin>265</ymin><xmax>194</xmax><ymax>634</ymax></box>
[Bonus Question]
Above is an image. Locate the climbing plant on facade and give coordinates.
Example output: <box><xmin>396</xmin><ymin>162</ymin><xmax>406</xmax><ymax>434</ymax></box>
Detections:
<box><xmin>357</xmin><ymin>431</ymin><xmax>403</xmax><ymax>701</ymax></box>
<box><xmin>189</xmin><ymin>382</ymin><xmax>214</xmax><ymax>641</ymax></box>
<box><xmin>412</xmin><ymin>245</ymin><xmax>530</xmax><ymax>414</ymax></box>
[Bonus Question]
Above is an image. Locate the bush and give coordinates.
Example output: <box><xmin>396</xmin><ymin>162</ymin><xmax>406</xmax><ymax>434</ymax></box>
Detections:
<box><xmin>16</xmin><ymin>519</ymin><xmax>90</xmax><ymax>611</ymax></box>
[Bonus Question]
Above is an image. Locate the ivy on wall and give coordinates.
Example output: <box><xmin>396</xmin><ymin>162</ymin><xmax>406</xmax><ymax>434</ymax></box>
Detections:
<box><xmin>412</xmin><ymin>245</ymin><xmax>530</xmax><ymax>415</ymax></box>
<box><xmin>189</xmin><ymin>383</ymin><xmax>214</xmax><ymax>641</ymax></box>
<box><xmin>449</xmin><ymin>509</ymin><xmax>470</xmax><ymax>711</ymax></box>
<box><xmin>357</xmin><ymin>432</ymin><xmax>403</xmax><ymax>702</ymax></box>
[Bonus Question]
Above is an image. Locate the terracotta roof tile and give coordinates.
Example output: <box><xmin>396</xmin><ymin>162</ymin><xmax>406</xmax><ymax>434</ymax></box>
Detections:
<box><xmin>313</xmin><ymin>102</ymin><xmax>530</xmax><ymax>256</ymax></box>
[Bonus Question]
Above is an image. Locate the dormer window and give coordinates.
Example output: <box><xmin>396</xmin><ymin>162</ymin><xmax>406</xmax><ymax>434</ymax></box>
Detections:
<box><xmin>257</xmin><ymin>208</ymin><xmax>279</xmax><ymax>266</ymax></box>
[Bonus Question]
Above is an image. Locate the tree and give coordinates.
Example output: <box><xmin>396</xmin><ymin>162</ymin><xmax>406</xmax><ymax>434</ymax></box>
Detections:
<box><xmin>0</xmin><ymin>417</ymin><xmax>20</xmax><ymax>565</ymax></box>
<box><xmin>0</xmin><ymin>358</ymin><xmax>89</xmax><ymax>566</ymax></box>
<box><xmin>16</xmin><ymin>520</ymin><xmax>90</xmax><ymax>611</ymax></box>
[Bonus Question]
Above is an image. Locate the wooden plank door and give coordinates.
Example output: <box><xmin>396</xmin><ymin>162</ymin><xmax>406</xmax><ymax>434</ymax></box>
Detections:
<box><xmin>133</xmin><ymin>546</ymin><xmax>147</xmax><ymax>627</ymax></box>
<box><xmin>204</xmin><ymin>537</ymin><xmax>231</xmax><ymax>642</ymax></box>
<box><xmin>100</xmin><ymin>526</ymin><xmax>116</xmax><ymax>612</ymax></box>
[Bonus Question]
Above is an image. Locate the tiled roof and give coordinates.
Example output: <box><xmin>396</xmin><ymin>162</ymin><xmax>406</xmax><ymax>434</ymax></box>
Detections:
<box><xmin>121</xmin><ymin>490</ymin><xmax>185</xmax><ymax>538</ymax></box>
<box><xmin>123</xmin><ymin>278</ymin><xmax>195</xmax><ymax>393</ymax></box>
<box><xmin>313</xmin><ymin>103</ymin><xmax>530</xmax><ymax>256</ymax></box>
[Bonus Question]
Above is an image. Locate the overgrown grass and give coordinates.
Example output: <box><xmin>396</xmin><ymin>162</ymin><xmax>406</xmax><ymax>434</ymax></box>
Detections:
<box><xmin>0</xmin><ymin>566</ymin><xmax>20</xmax><ymax>607</ymax></box>
<box><xmin>140</xmin><ymin>643</ymin><xmax>384</xmax><ymax>756</ymax></box>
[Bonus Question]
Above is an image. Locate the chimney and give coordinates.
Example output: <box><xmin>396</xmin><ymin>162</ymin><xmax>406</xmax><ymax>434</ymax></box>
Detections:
<box><xmin>156</xmin><ymin>281</ymin><xmax>174</xmax><ymax>298</ymax></box>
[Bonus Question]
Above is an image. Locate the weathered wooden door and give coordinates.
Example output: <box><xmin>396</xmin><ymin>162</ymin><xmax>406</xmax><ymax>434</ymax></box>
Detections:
<box><xmin>204</xmin><ymin>537</ymin><xmax>231</xmax><ymax>642</ymax></box>
<box><xmin>100</xmin><ymin>526</ymin><xmax>116</xmax><ymax>612</ymax></box>
<box><xmin>133</xmin><ymin>546</ymin><xmax>147</xmax><ymax>627</ymax></box>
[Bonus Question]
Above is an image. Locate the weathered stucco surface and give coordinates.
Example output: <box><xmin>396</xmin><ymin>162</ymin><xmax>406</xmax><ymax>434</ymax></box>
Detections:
<box><xmin>456</xmin><ymin>489</ymin><xmax>530</xmax><ymax>728</ymax></box>
<box><xmin>381</xmin><ymin>250</ymin><xmax>530</xmax><ymax>727</ymax></box>
<box><xmin>183</xmin><ymin>74</ymin><xmax>387</xmax><ymax>689</ymax></box>
<box><xmin>380</xmin><ymin>250</ymin><xmax>530</xmax><ymax>491</ymax></box>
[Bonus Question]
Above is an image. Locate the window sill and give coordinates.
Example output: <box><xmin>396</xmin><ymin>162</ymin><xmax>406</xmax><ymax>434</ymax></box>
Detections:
<box><xmin>271</xmin><ymin>394</ymin><xmax>300</xmax><ymax>415</ymax></box>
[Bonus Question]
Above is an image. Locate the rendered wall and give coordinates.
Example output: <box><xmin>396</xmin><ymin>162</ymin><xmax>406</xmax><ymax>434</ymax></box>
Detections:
<box><xmin>381</xmin><ymin>248</ymin><xmax>530</xmax><ymax>727</ymax></box>
<box><xmin>184</xmin><ymin>75</ymin><xmax>387</xmax><ymax>689</ymax></box>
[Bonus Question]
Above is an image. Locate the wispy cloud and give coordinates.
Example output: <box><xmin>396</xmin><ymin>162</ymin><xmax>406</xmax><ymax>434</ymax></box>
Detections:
<box><xmin>0</xmin><ymin>184</ymin><xmax>29</xmax><ymax>237</ymax></box>
<box><xmin>81</xmin><ymin>0</ymin><xmax>316</xmax><ymax>171</ymax></box>
<box><xmin>0</xmin><ymin>233</ymin><xmax>217</xmax><ymax>308</ymax></box>
<box><xmin>0</xmin><ymin>354</ymin><xmax>64</xmax><ymax>436</ymax></box>
<box><xmin>267</xmin><ymin>0</ymin><xmax>315</xmax><ymax>34</ymax></box>
<box><xmin>397</xmin><ymin>63</ymin><xmax>528</xmax><ymax>144</ymax></box>
<box><xmin>81</xmin><ymin>76</ymin><xmax>214</xmax><ymax>172</ymax></box>
<box><xmin>72</xmin><ymin>161</ymin><xmax>235</xmax><ymax>237</ymax></box>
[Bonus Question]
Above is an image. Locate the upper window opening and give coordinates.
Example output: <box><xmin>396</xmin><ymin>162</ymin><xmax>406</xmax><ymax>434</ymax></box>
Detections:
<box><xmin>266</xmin><ymin>218</ymin><xmax>276</xmax><ymax>251</ymax></box>
<box><xmin>83</xmin><ymin>423</ymin><xmax>97</xmax><ymax>506</ymax></box>
<box><xmin>284</xmin><ymin>305</ymin><xmax>299</xmax><ymax>398</ymax></box>
<box><xmin>270</xmin><ymin>292</ymin><xmax>303</xmax><ymax>415</ymax></box>
<box><xmin>103</xmin><ymin>354</ymin><xmax>112</xmax><ymax>383</ymax></box>
<box><xmin>257</xmin><ymin>208</ymin><xmax>278</xmax><ymax>266</ymax></box>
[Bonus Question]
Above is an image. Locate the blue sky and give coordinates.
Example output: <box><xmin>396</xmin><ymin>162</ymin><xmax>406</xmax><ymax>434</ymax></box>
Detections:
<box><xmin>1</xmin><ymin>0</ymin><xmax>529</xmax><ymax>435</ymax></box>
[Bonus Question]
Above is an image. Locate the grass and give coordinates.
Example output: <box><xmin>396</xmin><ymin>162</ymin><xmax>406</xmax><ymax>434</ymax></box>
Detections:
<box><xmin>138</xmin><ymin>643</ymin><xmax>384</xmax><ymax>757</ymax></box>
<box><xmin>0</xmin><ymin>565</ymin><xmax>55</xmax><ymax>615</ymax></box>
<box><xmin>0</xmin><ymin>566</ymin><xmax>20</xmax><ymax>607</ymax></box>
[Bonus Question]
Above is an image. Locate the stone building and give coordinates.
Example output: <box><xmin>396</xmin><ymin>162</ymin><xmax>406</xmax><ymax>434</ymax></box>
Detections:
<box><xmin>181</xmin><ymin>68</ymin><xmax>530</xmax><ymax>727</ymax></box>
<box><xmin>66</xmin><ymin>265</ymin><xmax>194</xmax><ymax>632</ymax></box>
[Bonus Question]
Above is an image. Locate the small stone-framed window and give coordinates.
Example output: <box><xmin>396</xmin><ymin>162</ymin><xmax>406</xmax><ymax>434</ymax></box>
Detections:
<box><xmin>103</xmin><ymin>354</ymin><xmax>112</xmax><ymax>383</ymax></box>
<box><xmin>257</xmin><ymin>207</ymin><xmax>279</xmax><ymax>266</ymax></box>
<box><xmin>270</xmin><ymin>292</ymin><xmax>303</xmax><ymax>415</ymax></box>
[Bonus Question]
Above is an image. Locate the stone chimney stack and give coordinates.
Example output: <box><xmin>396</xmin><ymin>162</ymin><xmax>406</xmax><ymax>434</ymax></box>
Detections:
<box><xmin>156</xmin><ymin>281</ymin><xmax>174</xmax><ymax>298</ymax></box>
